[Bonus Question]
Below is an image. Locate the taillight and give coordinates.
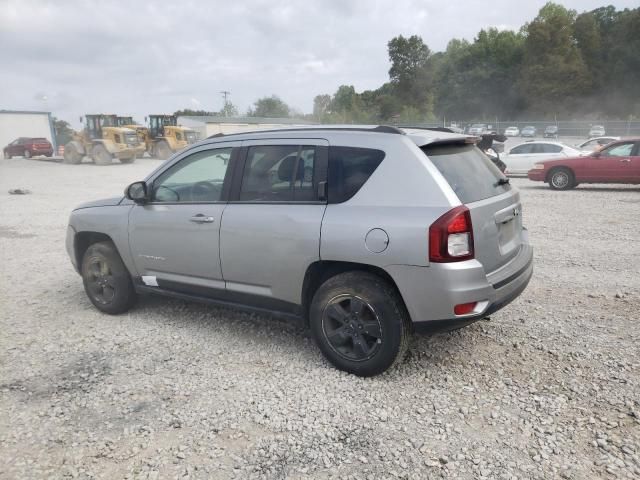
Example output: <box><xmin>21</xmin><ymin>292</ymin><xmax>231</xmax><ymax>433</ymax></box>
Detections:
<box><xmin>429</xmin><ymin>205</ymin><xmax>474</xmax><ymax>262</ymax></box>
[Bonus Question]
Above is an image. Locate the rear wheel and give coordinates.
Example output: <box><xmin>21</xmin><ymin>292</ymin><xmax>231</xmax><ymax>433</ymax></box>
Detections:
<box><xmin>155</xmin><ymin>140</ymin><xmax>172</xmax><ymax>160</ymax></box>
<box><xmin>309</xmin><ymin>271</ymin><xmax>411</xmax><ymax>377</ymax></box>
<box><xmin>81</xmin><ymin>241</ymin><xmax>137</xmax><ymax>314</ymax></box>
<box><xmin>548</xmin><ymin>167</ymin><xmax>575</xmax><ymax>190</ymax></box>
<box><xmin>91</xmin><ymin>144</ymin><xmax>112</xmax><ymax>166</ymax></box>
<box><xmin>24</xmin><ymin>150</ymin><xmax>31</xmax><ymax>159</ymax></box>
<box><xmin>63</xmin><ymin>143</ymin><xmax>82</xmax><ymax>164</ymax></box>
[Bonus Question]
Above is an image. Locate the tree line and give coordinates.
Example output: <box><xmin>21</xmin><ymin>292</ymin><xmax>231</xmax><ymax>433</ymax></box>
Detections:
<box><xmin>171</xmin><ymin>3</ymin><xmax>639</xmax><ymax>124</ymax></box>
<box><xmin>311</xmin><ymin>2</ymin><xmax>639</xmax><ymax>123</ymax></box>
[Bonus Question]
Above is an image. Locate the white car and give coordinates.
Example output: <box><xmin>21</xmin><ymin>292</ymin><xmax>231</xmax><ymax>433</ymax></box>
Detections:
<box><xmin>576</xmin><ymin>136</ymin><xmax>620</xmax><ymax>155</ymax></box>
<box><xmin>504</xmin><ymin>126</ymin><xmax>520</xmax><ymax>137</ymax></box>
<box><xmin>502</xmin><ymin>141</ymin><xmax>581</xmax><ymax>175</ymax></box>
<box><xmin>588</xmin><ymin>125</ymin><xmax>606</xmax><ymax>138</ymax></box>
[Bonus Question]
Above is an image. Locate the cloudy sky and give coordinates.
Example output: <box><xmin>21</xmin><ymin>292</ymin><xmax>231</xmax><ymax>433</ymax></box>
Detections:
<box><xmin>0</xmin><ymin>0</ymin><xmax>636</xmax><ymax>127</ymax></box>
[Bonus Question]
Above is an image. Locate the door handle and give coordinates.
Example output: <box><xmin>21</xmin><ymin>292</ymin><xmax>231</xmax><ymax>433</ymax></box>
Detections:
<box><xmin>619</xmin><ymin>158</ymin><xmax>631</xmax><ymax>163</ymax></box>
<box><xmin>189</xmin><ymin>214</ymin><xmax>215</xmax><ymax>223</ymax></box>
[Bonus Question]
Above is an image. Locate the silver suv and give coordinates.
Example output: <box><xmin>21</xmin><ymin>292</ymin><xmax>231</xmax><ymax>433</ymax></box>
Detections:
<box><xmin>66</xmin><ymin>126</ymin><xmax>533</xmax><ymax>376</ymax></box>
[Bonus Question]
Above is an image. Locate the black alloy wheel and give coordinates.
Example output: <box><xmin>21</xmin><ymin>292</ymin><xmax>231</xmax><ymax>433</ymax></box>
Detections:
<box><xmin>322</xmin><ymin>295</ymin><xmax>383</xmax><ymax>362</ymax></box>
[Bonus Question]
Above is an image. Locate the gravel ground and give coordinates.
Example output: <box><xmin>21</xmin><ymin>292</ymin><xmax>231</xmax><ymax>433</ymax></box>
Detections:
<box><xmin>1</xmin><ymin>156</ymin><xmax>639</xmax><ymax>480</ymax></box>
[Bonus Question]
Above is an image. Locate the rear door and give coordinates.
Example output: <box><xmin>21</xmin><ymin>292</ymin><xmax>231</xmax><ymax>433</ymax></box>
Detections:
<box><xmin>505</xmin><ymin>143</ymin><xmax>537</xmax><ymax>174</ymax></box>
<box><xmin>424</xmin><ymin>144</ymin><xmax>523</xmax><ymax>274</ymax></box>
<box><xmin>220</xmin><ymin>139</ymin><xmax>328</xmax><ymax>307</ymax></box>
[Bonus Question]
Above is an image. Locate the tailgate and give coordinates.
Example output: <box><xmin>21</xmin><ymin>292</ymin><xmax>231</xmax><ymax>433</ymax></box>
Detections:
<box><xmin>467</xmin><ymin>190</ymin><xmax>523</xmax><ymax>273</ymax></box>
<box><xmin>422</xmin><ymin>142</ymin><xmax>524</xmax><ymax>274</ymax></box>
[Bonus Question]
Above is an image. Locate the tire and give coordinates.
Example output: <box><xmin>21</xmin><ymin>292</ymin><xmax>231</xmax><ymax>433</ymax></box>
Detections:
<box><xmin>63</xmin><ymin>143</ymin><xmax>82</xmax><ymax>164</ymax></box>
<box><xmin>3</xmin><ymin>151</ymin><xmax>10</xmax><ymax>159</ymax></box>
<box><xmin>548</xmin><ymin>167</ymin><xmax>575</xmax><ymax>190</ymax></box>
<box><xmin>155</xmin><ymin>141</ymin><xmax>172</xmax><ymax>160</ymax></box>
<box><xmin>309</xmin><ymin>271</ymin><xmax>412</xmax><ymax>377</ymax></box>
<box><xmin>91</xmin><ymin>144</ymin><xmax>112</xmax><ymax>166</ymax></box>
<box><xmin>120</xmin><ymin>156</ymin><xmax>135</xmax><ymax>164</ymax></box>
<box><xmin>24</xmin><ymin>149</ymin><xmax>31</xmax><ymax>159</ymax></box>
<box><xmin>81</xmin><ymin>241</ymin><xmax>137</xmax><ymax>314</ymax></box>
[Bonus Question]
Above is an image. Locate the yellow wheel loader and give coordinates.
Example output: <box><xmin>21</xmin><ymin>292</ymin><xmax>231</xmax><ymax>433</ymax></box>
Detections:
<box><xmin>63</xmin><ymin>115</ymin><xmax>146</xmax><ymax>165</ymax></box>
<box><xmin>145</xmin><ymin>115</ymin><xmax>198</xmax><ymax>160</ymax></box>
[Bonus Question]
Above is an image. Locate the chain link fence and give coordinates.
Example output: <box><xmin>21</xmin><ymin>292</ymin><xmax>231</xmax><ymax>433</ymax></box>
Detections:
<box><xmin>397</xmin><ymin>120</ymin><xmax>640</xmax><ymax>137</ymax></box>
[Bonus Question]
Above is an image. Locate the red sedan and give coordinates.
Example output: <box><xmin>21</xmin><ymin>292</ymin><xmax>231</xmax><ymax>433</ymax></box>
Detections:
<box><xmin>528</xmin><ymin>138</ymin><xmax>640</xmax><ymax>190</ymax></box>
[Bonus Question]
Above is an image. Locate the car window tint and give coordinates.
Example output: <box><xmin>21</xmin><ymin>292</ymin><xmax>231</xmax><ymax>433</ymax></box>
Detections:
<box><xmin>423</xmin><ymin>144</ymin><xmax>510</xmax><ymax>204</ymax></box>
<box><xmin>240</xmin><ymin>145</ymin><xmax>317</xmax><ymax>202</ymax></box>
<box><xmin>538</xmin><ymin>144</ymin><xmax>562</xmax><ymax>153</ymax></box>
<box><xmin>152</xmin><ymin>148</ymin><xmax>231</xmax><ymax>203</ymax></box>
<box><xmin>328</xmin><ymin>146</ymin><xmax>385</xmax><ymax>203</ymax></box>
<box><xmin>510</xmin><ymin>144</ymin><xmax>533</xmax><ymax>155</ymax></box>
<box><xmin>602</xmin><ymin>143</ymin><xmax>633</xmax><ymax>157</ymax></box>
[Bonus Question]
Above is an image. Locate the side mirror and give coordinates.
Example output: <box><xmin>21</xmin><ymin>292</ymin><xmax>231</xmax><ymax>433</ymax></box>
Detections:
<box><xmin>591</xmin><ymin>150</ymin><xmax>601</xmax><ymax>158</ymax></box>
<box><xmin>125</xmin><ymin>181</ymin><xmax>149</xmax><ymax>204</ymax></box>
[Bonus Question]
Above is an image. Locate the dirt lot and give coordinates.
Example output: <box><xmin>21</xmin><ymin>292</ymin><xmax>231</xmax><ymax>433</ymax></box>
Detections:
<box><xmin>1</xmin><ymin>156</ymin><xmax>639</xmax><ymax>480</ymax></box>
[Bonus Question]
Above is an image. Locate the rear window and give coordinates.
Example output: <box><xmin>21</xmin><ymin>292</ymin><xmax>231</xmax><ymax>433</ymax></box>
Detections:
<box><xmin>328</xmin><ymin>146</ymin><xmax>385</xmax><ymax>203</ymax></box>
<box><xmin>422</xmin><ymin>144</ymin><xmax>510</xmax><ymax>204</ymax></box>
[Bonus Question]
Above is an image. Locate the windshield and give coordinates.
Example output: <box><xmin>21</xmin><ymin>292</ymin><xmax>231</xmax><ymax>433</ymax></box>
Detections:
<box><xmin>422</xmin><ymin>144</ymin><xmax>510</xmax><ymax>204</ymax></box>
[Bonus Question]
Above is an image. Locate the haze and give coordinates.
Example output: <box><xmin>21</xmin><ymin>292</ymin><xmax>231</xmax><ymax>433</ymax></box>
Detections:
<box><xmin>1</xmin><ymin>0</ymin><xmax>637</xmax><ymax>126</ymax></box>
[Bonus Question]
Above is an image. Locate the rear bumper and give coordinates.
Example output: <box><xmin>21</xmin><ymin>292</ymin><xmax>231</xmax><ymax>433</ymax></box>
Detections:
<box><xmin>387</xmin><ymin>236</ymin><xmax>533</xmax><ymax>331</ymax></box>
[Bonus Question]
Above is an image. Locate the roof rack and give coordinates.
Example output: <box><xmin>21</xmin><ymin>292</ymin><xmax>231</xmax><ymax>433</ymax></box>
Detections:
<box><xmin>399</xmin><ymin>126</ymin><xmax>458</xmax><ymax>134</ymax></box>
<box><xmin>207</xmin><ymin>125</ymin><xmax>405</xmax><ymax>139</ymax></box>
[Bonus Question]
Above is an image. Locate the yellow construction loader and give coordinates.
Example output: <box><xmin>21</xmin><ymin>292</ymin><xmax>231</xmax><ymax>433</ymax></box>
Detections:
<box><xmin>63</xmin><ymin>115</ymin><xmax>145</xmax><ymax>165</ymax></box>
<box><xmin>142</xmin><ymin>115</ymin><xmax>198</xmax><ymax>159</ymax></box>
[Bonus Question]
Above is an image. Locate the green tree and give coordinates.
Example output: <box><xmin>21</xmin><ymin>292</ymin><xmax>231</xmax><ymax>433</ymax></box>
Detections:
<box><xmin>519</xmin><ymin>2</ymin><xmax>591</xmax><ymax>115</ymax></box>
<box><xmin>387</xmin><ymin>35</ymin><xmax>434</xmax><ymax>112</ymax></box>
<box><xmin>313</xmin><ymin>94</ymin><xmax>332</xmax><ymax>121</ymax></box>
<box><xmin>52</xmin><ymin>117</ymin><xmax>74</xmax><ymax>146</ymax></box>
<box><xmin>220</xmin><ymin>101</ymin><xmax>239</xmax><ymax>117</ymax></box>
<box><xmin>248</xmin><ymin>95</ymin><xmax>290</xmax><ymax>117</ymax></box>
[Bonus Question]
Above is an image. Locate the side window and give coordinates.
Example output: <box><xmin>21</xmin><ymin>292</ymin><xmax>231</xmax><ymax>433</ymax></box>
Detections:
<box><xmin>510</xmin><ymin>144</ymin><xmax>533</xmax><ymax>155</ymax></box>
<box><xmin>601</xmin><ymin>143</ymin><xmax>633</xmax><ymax>157</ymax></box>
<box><xmin>239</xmin><ymin>145</ymin><xmax>317</xmax><ymax>202</ymax></box>
<box><xmin>538</xmin><ymin>144</ymin><xmax>562</xmax><ymax>154</ymax></box>
<box><xmin>328</xmin><ymin>146</ymin><xmax>385</xmax><ymax>203</ymax></box>
<box><xmin>152</xmin><ymin>147</ymin><xmax>232</xmax><ymax>203</ymax></box>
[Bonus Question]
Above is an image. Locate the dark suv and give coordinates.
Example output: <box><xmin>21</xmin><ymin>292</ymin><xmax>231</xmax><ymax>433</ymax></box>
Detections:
<box><xmin>3</xmin><ymin>137</ymin><xmax>54</xmax><ymax>159</ymax></box>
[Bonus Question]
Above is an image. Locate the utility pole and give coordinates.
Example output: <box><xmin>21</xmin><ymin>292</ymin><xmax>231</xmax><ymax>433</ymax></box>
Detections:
<box><xmin>220</xmin><ymin>91</ymin><xmax>230</xmax><ymax>116</ymax></box>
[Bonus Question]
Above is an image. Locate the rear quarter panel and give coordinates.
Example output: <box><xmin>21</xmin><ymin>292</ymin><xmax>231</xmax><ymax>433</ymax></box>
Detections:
<box><xmin>320</xmin><ymin>134</ymin><xmax>457</xmax><ymax>268</ymax></box>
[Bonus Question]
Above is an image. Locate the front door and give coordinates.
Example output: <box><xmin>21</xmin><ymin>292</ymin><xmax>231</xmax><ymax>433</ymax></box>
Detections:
<box><xmin>587</xmin><ymin>141</ymin><xmax>637</xmax><ymax>182</ymax></box>
<box><xmin>220</xmin><ymin>139</ymin><xmax>328</xmax><ymax>307</ymax></box>
<box><xmin>128</xmin><ymin>144</ymin><xmax>236</xmax><ymax>291</ymax></box>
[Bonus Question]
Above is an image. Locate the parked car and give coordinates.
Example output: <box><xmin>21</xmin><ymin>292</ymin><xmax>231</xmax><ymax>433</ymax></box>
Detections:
<box><xmin>65</xmin><ymin>125</ymin><xmax>533</xmax><ymax>376</ymax></box>
<box><xmin>3</xmin><ymin>137</ymin><xmax>53</xmax><ymax>159</ymax></box>
<box><xmin>504</xmin><ymin>126</ymin><xmax>520</xmax><ymax>137</ymax></box>
<box><xmin>521</xmin><ymin>126</ymin><xmax>537</xmax><ymax>138</ymax></box>
<box><xmin>467</xmin><ymin>123</ymin><xmax>487</xmax><ymax>135</ymax></box>
<box><xmin>528</xmin><ymin>138</ymin><xmax>640</xmax><ymax>190</ymax></box>
<box><xmin>502</xmin><ymin>141</ymin><xmax>581</xmax><ymax>175</ymax></box>
<box><xmin>588</xmin><ymin>125</ymin><xmax>606</xmax><ymax>138</ymax></box>
<box><xmin>576</xmin><ymin>136</ymin><xmax>620</xmax><ymax>154</ymax></box>
<box><xmin>543</xmin><ymin>125</ymin><xmax>559</xmax><ymax>138</ymax></box>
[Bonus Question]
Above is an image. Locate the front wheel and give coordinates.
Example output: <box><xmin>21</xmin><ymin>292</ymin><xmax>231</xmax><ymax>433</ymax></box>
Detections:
<box><xmin>24</xmin><ymin>150</ymin><xmax>31</xmax><ymax>159</ymax></box>
<box><xmin>309</xmin><ymin>271</ymin><xmax>412</xmax><ymax>377</ymax></box>
<box><xmin>3</xmin><ymin>151</ymin><xmax>10</xmax><ymax>159</ymax></box>
<box><xmin>91</xmin><ymin>144</ymin><xmax>112</xmax><ymax>166</ymax></box>
<box><xmin>154</xmin><ymin>141</ymin><xmax>172</xmax><ymax>160</ymax></box>
<box><xmin>548</xmin><ymin>167</ymin><xmax>575</xmax><ymax>190</ymax></box>
<box><xmin>81</xmin><ymin>241</ymin><xmax>137</xmax><ymax>314</ymax></box>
